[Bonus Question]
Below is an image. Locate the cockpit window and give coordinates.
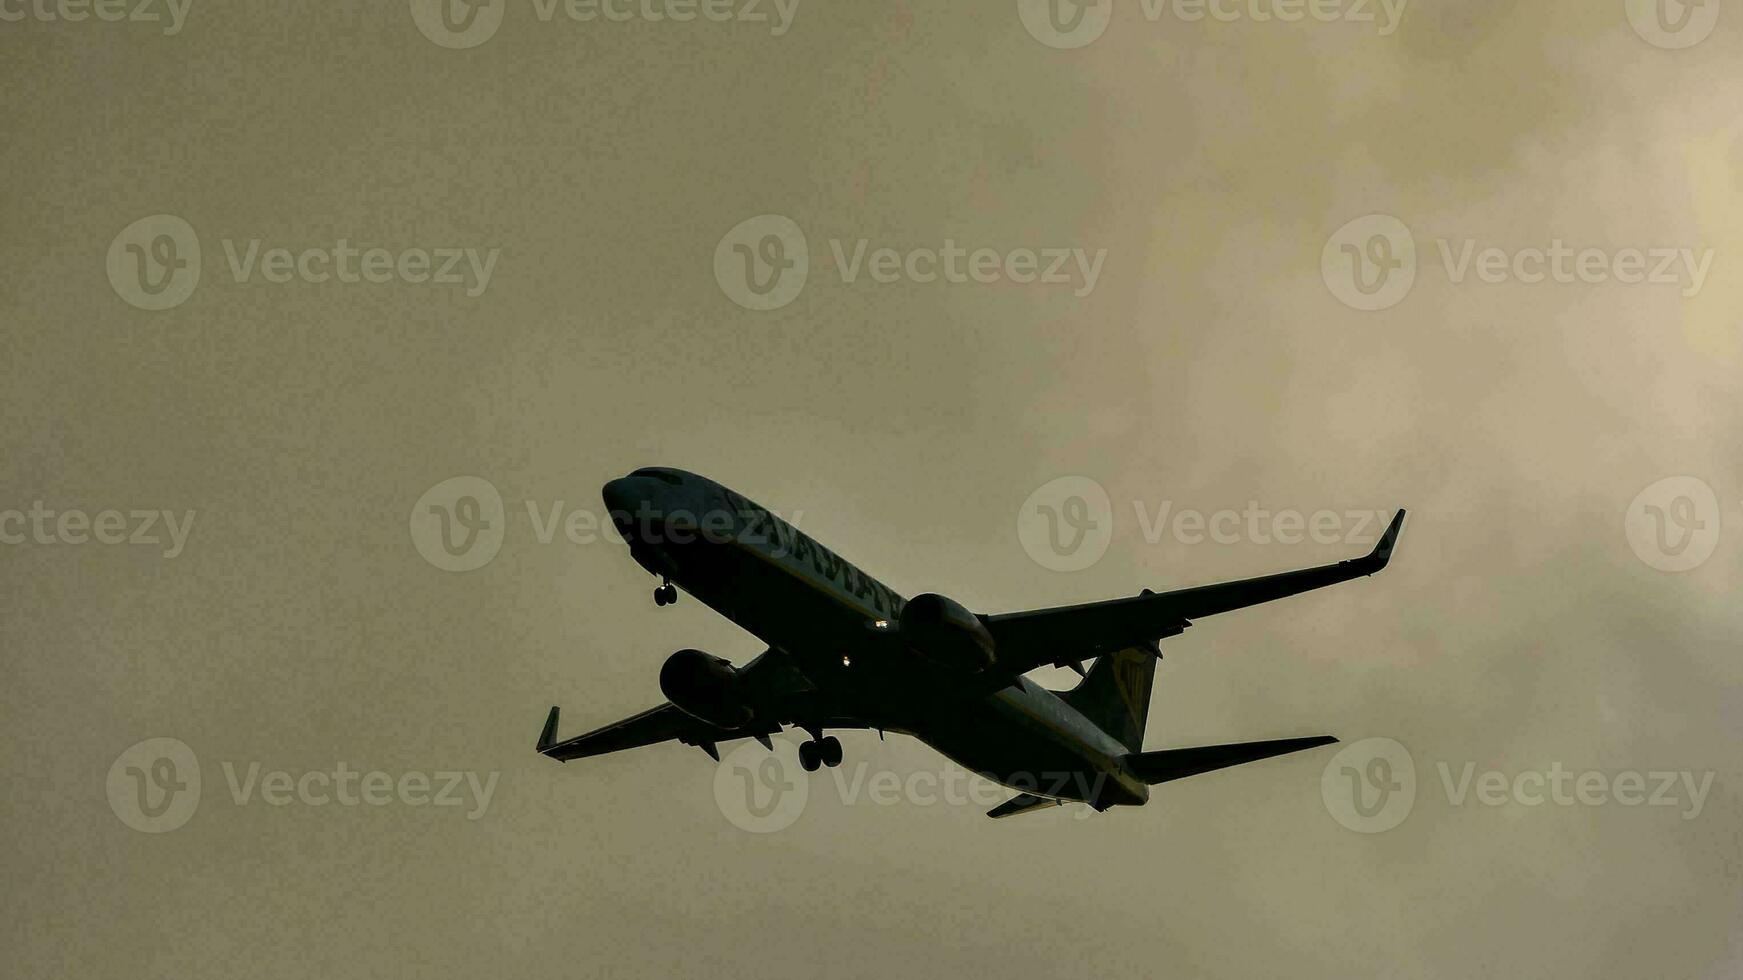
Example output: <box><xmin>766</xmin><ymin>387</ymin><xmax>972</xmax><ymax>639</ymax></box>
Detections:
<box><xmin>631</xmin><ymin>468</ymin><xmax>684</xmax><ymax>485</ymax></box>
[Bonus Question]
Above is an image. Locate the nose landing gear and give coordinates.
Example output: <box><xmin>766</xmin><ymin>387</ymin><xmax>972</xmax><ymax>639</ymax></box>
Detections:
<box><xmin>653</xmin><ymin>581</ymin><xmax>677</xmax><ymax>606</ymax></box>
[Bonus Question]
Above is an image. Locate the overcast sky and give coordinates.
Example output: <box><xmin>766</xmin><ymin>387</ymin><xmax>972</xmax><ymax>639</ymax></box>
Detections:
<box><xmin>4</xmin><ymin>2</ymin><xmax>1741</xmax><ymax>978</ymax></box>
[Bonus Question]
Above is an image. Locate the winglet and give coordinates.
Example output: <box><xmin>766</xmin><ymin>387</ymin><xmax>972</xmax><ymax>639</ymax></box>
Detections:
<box><xmin>1366</xmin><ymin>509</ymin><xmax>1406</xmax><ymax>573</ymax></box>
<box><xmin>537</xmin><ymin>706</ymin><xmax>561</xmax><ymax>754</ymax></box>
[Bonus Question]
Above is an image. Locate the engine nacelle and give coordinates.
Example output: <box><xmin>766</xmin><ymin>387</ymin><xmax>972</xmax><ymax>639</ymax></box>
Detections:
<box><xmin>899</xmin><ymin>593</ymin><xmax>996</xmax><ymax>672</ymax></box>
<box><xmin>659</xmin><ymin>649</ymin><xmax>753</xmax><ymax>728</ymax></box>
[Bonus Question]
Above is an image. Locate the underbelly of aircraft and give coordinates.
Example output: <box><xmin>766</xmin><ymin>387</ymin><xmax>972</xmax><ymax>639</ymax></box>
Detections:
<box><xmin>914</xmin><ymin>699</ymin><xmax>1122</xmax><ymax>805</ymax></box>
<box><xmin>654</xmin><ymin>536</ymin><xmax>1144</xmax><ymax>807</ymax></box>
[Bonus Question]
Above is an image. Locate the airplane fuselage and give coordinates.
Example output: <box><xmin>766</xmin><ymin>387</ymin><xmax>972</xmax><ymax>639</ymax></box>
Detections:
<box><xmin>602</xmin><ymin>468</ymin><xmax>1148</xmax><ymax>807</ymax></box>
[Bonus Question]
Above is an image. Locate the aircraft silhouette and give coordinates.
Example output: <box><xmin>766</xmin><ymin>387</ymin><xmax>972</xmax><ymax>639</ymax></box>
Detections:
<box><xmin>538</xmin><ymin>467</ymin><xmax>1405</xmax><ymax>818</ymax></box>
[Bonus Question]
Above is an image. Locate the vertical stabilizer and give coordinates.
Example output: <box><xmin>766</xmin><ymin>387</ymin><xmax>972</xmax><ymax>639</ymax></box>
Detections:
<box><xmin>1060</xmin><ymin>647</ymin><xmax>1158</xmax><ymax>751</ymax></box>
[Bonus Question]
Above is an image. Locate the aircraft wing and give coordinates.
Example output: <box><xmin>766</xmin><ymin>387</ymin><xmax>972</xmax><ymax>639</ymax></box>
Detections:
<box><xmin>537</xmin><ymin>648</ymin><xmax>871</xmax><ymax>762</ymax></box>
<box><xmin>536</xmin><ymin>703</ymin><xmax>779</xmax><ymax>762</ymax></box>
<box><xmin>982</xmin><ymin>509</ymin><xmax>1405</xmax><ymax>675</ymax></box>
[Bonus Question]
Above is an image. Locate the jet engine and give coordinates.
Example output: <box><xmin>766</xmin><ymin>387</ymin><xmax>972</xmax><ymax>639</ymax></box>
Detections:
<box><xmin>899</xmin><ymin>593</ymin><xmax>996</xmax><ymax>672</ymax></box>
<box><xmin>659</xmin><ymin>649</ymin><xmax>753</xmax><ymax>728</ymax></box>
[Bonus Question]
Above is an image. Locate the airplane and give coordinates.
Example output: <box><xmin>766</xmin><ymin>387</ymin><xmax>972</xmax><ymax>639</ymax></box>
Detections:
<box><xmin>537</xmin><ymin>466</ymin><xmax>1405</xmax><ymax>819</ymax></box>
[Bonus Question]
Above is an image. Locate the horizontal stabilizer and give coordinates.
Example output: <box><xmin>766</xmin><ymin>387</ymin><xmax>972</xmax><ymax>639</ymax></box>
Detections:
<box><xmin>1126</xmin><ymin>735</ymin><xmax>1337</xmax><ymax>785</ymax></box>
<box><xmin>986</xmin><ymin>793</ymin><xmax>1069</xmax><ymax>819</ymax></box>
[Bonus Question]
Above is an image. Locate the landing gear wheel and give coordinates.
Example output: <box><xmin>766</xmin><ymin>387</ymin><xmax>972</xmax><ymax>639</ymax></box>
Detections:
<box><xmin>798</xmin><ymin>740</ymin><xmax>821</xmax><ymax>772</ymax></box>
<box><xmin>653</xmin><ymin>583</ymin><xmax>677</xmax><ymax>606</ymax></box>
<box><xmin>819</xmin><ymin>736</ymin><xmax>843</xmax><ymax>768</ymax></box>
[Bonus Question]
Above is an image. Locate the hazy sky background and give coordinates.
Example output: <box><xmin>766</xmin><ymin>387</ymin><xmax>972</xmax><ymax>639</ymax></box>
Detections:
<box><xmin>4</xmin><ymin>2</ymin><xmax>1741</xmax><ymax>978</ymax></box>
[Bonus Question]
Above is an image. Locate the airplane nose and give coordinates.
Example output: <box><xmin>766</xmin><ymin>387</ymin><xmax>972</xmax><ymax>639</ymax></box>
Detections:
<box><xmin>601</xmin><ymin>476</ymin><xmax>665</xmax><ymax>544</ymax></box>
<box><xmin>600</xmin><ymin>477</ymin><xmax>644</xmax><ymax>517</ymax></box>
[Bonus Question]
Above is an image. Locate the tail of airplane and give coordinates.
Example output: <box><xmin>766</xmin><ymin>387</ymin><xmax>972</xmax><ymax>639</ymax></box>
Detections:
<box><xmin>1058</xmin><ymin>649</ymin><xmax>1337</xmax><ymax>785</ymax></box>
<box><xmin>1060</xmin><ymin>646</ymin><xmax>1158</xmax><ymax>752</ymax></box>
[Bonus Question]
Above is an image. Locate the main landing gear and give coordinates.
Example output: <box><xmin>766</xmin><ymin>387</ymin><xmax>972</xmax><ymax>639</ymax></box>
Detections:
<box><xmin>653</xmin><ymin>581</ymin><xmax>677</xmax><ymax>606</ymax></box>
<box><xmin>797</xmin><ymin>735</ymin><xmax>842</xmax><ymax>772</ymax></box>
